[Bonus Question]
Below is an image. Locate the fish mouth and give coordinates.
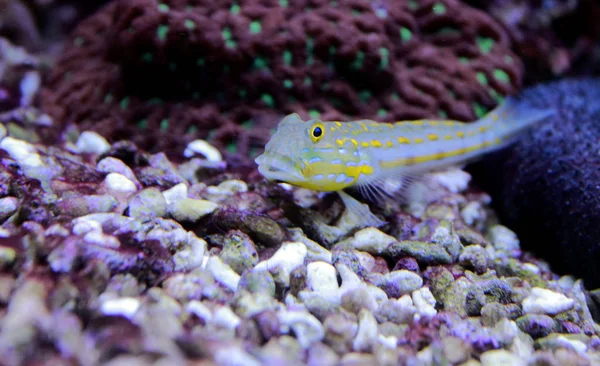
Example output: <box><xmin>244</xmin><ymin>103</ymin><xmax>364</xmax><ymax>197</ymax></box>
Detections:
<box><xmin>255</xmin><ymin>151</ymin><xmax>305</xmax><ymax>184</ymax></box>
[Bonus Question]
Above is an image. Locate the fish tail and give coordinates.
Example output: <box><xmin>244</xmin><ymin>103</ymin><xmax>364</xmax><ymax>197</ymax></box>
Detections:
<box><xmin>479</xmin><ymin>96</ymin><xmax>556</xmax><ymax>139</ymax></box>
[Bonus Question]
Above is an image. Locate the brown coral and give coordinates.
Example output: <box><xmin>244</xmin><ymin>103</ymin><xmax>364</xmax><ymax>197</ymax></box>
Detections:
<box><xmin>41</xmin><ymin>0</ymin><xmax>523</xmax><ymax>163</ymax></box>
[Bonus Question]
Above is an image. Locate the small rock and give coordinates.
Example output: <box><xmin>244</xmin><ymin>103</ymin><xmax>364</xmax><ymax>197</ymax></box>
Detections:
<box><xmin>522</xmin><ymin>287</ymin><xmax>574</xmax><ymax>315</ymax></box>
<box><xmin>0</xmin><ymin>246</ymin><xmax>16</xmax><ymax>268</ymax></box>
<box><xmin>75</xmin><ymin>131</ymin><xmax>110</xmax><ymax>155</ymax></box>
<box><xmin>480</xmin><ymin>349</ymin><xmax>526</xmax><ymax>366</ymax></box>
<box><xmin>100</xmin><ymin>297</ymin><xmax>140</xmax><ymax>318</ymax></box>
<box><xmin>168</xmin><ymin>198</ymin><xmax>218</xmax><ymax>222</ymax></box>
<box><xmin>278</xmin><ymin>310</ymin><xmax>325</xmax><ymax>348</ymax></box>
<box><xmin>306</xmin><ymin>261</ymin><xmax>338</xmax><ymax>294</ymax></box>
<box><xmin>430</xmin><ymin>168</ymin><xmax>471</xmax><ymax>193</ymax></box>
<box><xmin>412</xmin><ymin>287</ymin><xmax>437</xmax><ymax>319</ymax></box>
<box><xmin>324</xmin><ymin>313</ymin><xmax>358</xmax><ymax>354</ymax></box>
<box><xmin>458</xmin><ymin>245</ymin><xmax>490</xmax><ymax>274</ymax></box>
<box><xmin>375</xmin><ymin>296</ymin><xmax>416</xmax><ymax>324</ymax></box>
<box><xmin>442</xmin><ymin>336</ymin><xmax>471</xmax><ymax>365</ymax></box>
<box><xmin>56</xmin><ymin>194</ymin><xmax>117</xmax><ymax>216</ymax></box>
<box><xmin>516</xmin><ymin>314</ymin><xmax>559</xmax><ymax>338</ymax></box>
<box><xmin>96</xmin><ymin>157</ymin><xmax>139</xmax><ymax>186</ymax></box>
<box><xmin>127</xmin><ymin>188</ymin><xmax>167</xmax><ymax>219</ymax></box>
<box><xmin>206</xmin><ymin>179</ymin><xmax>248</xmax><ymax>196</ymax></box>
<box><xmin>335</xmin><ymin>227</ymin><xmax>397</xmax><ymax>255</ymax></box>
<box><xmin>0</xmin><ymin>196</ymin><xmax>18</xmax><ymax>220</ymax></box>
<box><xmin>306</xmin><ymin>342</ymin><xmax>339</xmax><ymax>366</ymax></box>
<box><xmin>104</xmin><ymin>173</ymin><xmax>137</xmax><ymax>194</ymax></box>
<box><xmin>368</xmin><ymin>270</ymin><xmax>423</xmax><ymax>298</ymax></box>
<box><xmin>352</xmin><ymin>308</ymin><xmax>378</xmax><ymax>352</ymax></box>
<box><xmin>162</xmin><ymin>183</ymin><xmax>188</xmax><ymax>205</ymax></box>
<box><xmin>206</xmin><ymin>256</ymin><xmax>240</xmax><ymax>291</ymax></box>
<box><xmin>488</xmin><ymin>225</ymin><xmax>520</xmax><ymax>252</ymax></box>
<box><xmin>184</xmin><ymin>139</ymin><xmax>222</xmax><ymax>161</ymax></box>
<box><xmin>238</xmin><ymin>269</ymin><xmax>276</xmax><ymax>296</ymax></box>
<box><xmin>212</xmin><ymin>305</ymin><xmax>241</xmax><ymax>331</ymax></box>
<box><xmin>219</xmin><ymin>230</ymin><xmax>258</xmax><ymax>275</ymax></box>
<box><xmin>254</xmin><ymin>242</ymin><xmax>307</xmax><ymax>287</ymax></box>
<box><xmin>289</xmin><ymin>228</ymin><xmax>332</xmax><ymax>263</ymax></box>
<box><xmin>386</xmin><ymin>240</ymin><xmax>452</xmax><ymax>265</ymax></box>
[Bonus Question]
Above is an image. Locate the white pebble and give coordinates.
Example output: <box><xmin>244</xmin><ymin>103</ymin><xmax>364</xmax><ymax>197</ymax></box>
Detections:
<box><xmin>186</xmin><ymin>301</ymin><xmax>212</xmax><ymax>323</ymax></box>
<box><xmin>97</xmin><ymin>157</ymin><xmax>138</xmax><ymax>185</ymax></box>
<box><xmin>206</xmin><ymin>256</ymin><xmax>240</xmax><ymax>291</ymax></box>
<box><xmin>75</xmin><ymin>131</ymin><xmax>111</xmax><ymax>155</ymax></box>
<box><xmin>72</xmin><ymin>217</ymin><xmax>102</xmax><ymax>236</ymax></box>
<box><xmin>278</xmin><ymin>310</ymin><xmax>324</xmax><ymax>348</ymax></box>
<box><xmin>212</xmin><ymin>306</ymin><xmax>241</xmax><ymax>331</ymax></box>
<box><xmin>430</xmin><ymin>168</ymin><xmax>471</xmax><ymax>193</ymax></box>
<box><xmin>306</xmin><ymin>261</ymin><xmax>338</xmax><ymax>293</ymax></box>
<box><xmin>488</xmin><ymin>225</ymin><xmax>520</xmax><ymax>252</ymax></box>
<box><xmin>20</xmin><ymin>71</ymin><xmax>40</xmax><ymax>106</ymax></box>
<box><xmin>460</xmin><ymin>201</ymin><xmax>482</xmax><ymax>226</ymax></box>
<box><xmin>0</xmin><ymin>137</ymin><xmax>42</xmax><ymax>167</ymax></box>
<box><xmin>0</xmin><ymin>196</ymin><xmax>18</xmax><ymax>217</ymax></box>
<box><xmin>104</xmin><ymin>173</ymin><xmax>137</xmax><ymax>194</ymax></box>
<box><xmin>480</xmin><ymin>349</ymin><xmax>526</xmax><ymax>366</ymax></box>
<box><xmin>254</xmin><ymin>242</ymin><xmax>308</xmax><ymax>287</ymax></box>
<box><xmin>162</xmin><ymin>183</ymin><xmax>188</xmax><ymax>205</ymax></box>
<box><xmin>522</xmin><ymin>287</ymin><xmax>574</xmax><ymax>315</ymax></box>
<box><xmin>0</xmin><ymin>123</ymin><xmax>6</xmax><ymax>140</ymax></box>
<box><xmin>100</xmin><ymin>297</ymin><xmax>140</xmax><ymax>318</ymax></box>
<box><xmin>206</xmin><ymin>179</ymin><xmax>248</xmax><ymax>195</ymax></box>
<box><xmin>336</xmin><ymin>227</ymin><xmax>397</xmax><ymax>255</ymax></box>
<box><xmin>83</xmin><ymin>231</ymin><xmax>120</xmax><ymax>248</ymax></box>
<box><xmin>554</xmin><ymin>335</ymin><xmax>587</xmax><ymax>353</ymax></box>
<box><xmin>184</xmin><ymin>139</ymin><xmax>222</xmax><ymax>162</ymax></box>
<box><xmin>353</xmin><ymin>308</ymin><xmax>378</xmax><ymax>352</ymax></box>
<box><xmin>412</xmin><ymin>287</ymin><xmax>437</xmax><ymax>320</ymax></box>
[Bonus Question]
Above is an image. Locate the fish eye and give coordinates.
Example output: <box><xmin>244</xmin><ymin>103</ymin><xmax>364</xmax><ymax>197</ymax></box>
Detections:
<box><xmin>310</xmin><ymin>123</ymin><xmax>325</xmax><ymax>142</ymax></box>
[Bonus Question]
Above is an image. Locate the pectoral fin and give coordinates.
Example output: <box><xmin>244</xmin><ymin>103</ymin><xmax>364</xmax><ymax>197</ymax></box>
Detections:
<box><xmin>338</xmin><ymin>190</ymin><xmax>387</xmax><ymax>228</ymax></box>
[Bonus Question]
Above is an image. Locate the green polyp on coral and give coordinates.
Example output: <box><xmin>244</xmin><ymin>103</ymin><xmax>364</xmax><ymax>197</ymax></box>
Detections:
<box><xmin>489</xmin><ymin>88</ymin><xmax>504</xmax><ymax>104</ymax></box>
<box><xmin>120</xmin><ymin>97</ymin><xmax>129</xmax><ymax>110</ymax></box>
<box><xmin>476</xmin><ymin>72</ymin><xmax>488</xmax><ymax>85</ymax></box>
<box><xmin>408</xmin><ymin>0</ymin><xmax>418</xmax><ymax>10</ymax></box>
<box><xmin>104</xmin><ymin>93</ymin><xmax>113</xmax><ymax>104</ymax></box>
<box><xmin>304</xmin><ymin>77</ymin><xmax>312</xmax><ymax>86</ymax></box>
<box><xmin>138</xmin><ymin>119</ymin><xmax>148</xmax><ymax>129</ymax></box>
<box><xmin>158</xmin><ymin>3</ymin><xmax>169</xmax><ymax>12</ymax></box>
<box><xmin>283</xmin><ymin>50</ymin><xmax>292</xmax><ymax>66</ymax></box>
<box><xmin>473</xmin><ymin>102</ymin><xmax>487</xmax><ymax>118</ymax></box>
<box><xmin>377</xmin><ymin>108</ymin><xmax>387</xmax><ymax>117</ymax></box>
<box><xmin>306</xmin><ymin>38</ymin><xmax>314</xmax><ymax>66</ymax></box>
<box><xmin>477</xmin><ymin>37</ymin><xmax>494</xmax><ymax>54</ymax></box>
<box><xmin>358</xmin><ymin>90</ymin><xmax>372</xmax><ymax>102</ymax></box>
<box><xmin>400</xmin><ymin>27</ymin><xmax>412</xmax><ymax>42</ymax></box>
<box><xmin>253</xmin><ymin>57</ymin><xmax>268</xmax><ymax>70</ymax></box>
<box><xmin>226</xmin><ymin>142</ymin><xmax>237</xmax><ymax>153</ymax></box>
<box><xmin>184</xmin><ymin>20</ymin><xmax>196</xmax><ymax>30</ymax></box>
<box><xmin>283</xmin><ymin>79</ymin><xmax>293</xmax><ymax>89</ymax></box>
<box><xmin>160</xmin><ymin>119</ymin><xmax>169</xmax><ymax>131</ymax></box>
<box><xmin>239</xmin><ymin>89</ymin><xmax>247</xmax><ymax>99</ymax></box>
<box><xmin>241</xmin><ymin>120</ymin><xmax>254</xmax><ymax>129</ymax></box>
<box><xmin>351</xmin><ymin>51</ymin><xmax>365</xmax><ymax>70</ymax></box>
<box><xmin>261</xmin><ymin>94</ymin><xmax>275</xmax><ymax>107</ymax></box>
<box><xmin>187</xmin><ymin>125</ymin><xmax>198</xmax><ymax>134</ymax></box>
<box><xmin>74</xmin><ymin>37</ymin><xmax>84</xmax><ymax>47</ymax></box>
<box><xmin>439</xmin><ymin>110</ymin><xmax>447</xmax><ymax>118</ymax></box>
<box><xmin>432</xmin><ymin>3</ymin><xmax>446</xmax><ymax>14</ymax></box>
<box><xmin>493</xmin><ymin>69</ymin><xmax>510</xmax><ymax>83</ymax></box>
<box><xmin>459</xmin><ymin>57</ymin><xmax>469</xmax><ymax>64</ymax></box>
<box><xmin>379</xmin><ymin>48</ymin><xmax>389</xmax><ymax>69</ymax></box>
<box><xmin>279</xmin><ymin>0</ymin><xmax>288</xmax><ymax>7</ymax></box>
<box><xmin>309</xmin><ymin>110</ymin><xmax>320</xmax><ymax>119</ymax></box>
<box><xmin>391</xmin><ymin>93</ymin><xmax>400</xmax><ymax>101</ymax></box>
<box><xmin>222</xmin><ymin>27</ymin><xmax>237</xmax><ymax>48</ymax></box>
<box><xmin>196</xmin><ymin>58</ymin><xmax>205</xmax><ymax>66</ymax></box>
<box><xmin>230</xmin><ymin>3</ymin><xmax>240</xmax><ymax>14</ymax></box>
<box><xmin>249</xmin><ymin>20</ymin><xmax>262</xmax><ymax>34</ymax></box>
<box><xmin>142</xmin><ymin>53</ymin><xmax>153</xmax><ymax>62</ymax></box>
<box><xmin>157</xmin><ymin>25</ymin><xmax>169</xmax><ymax>41</ymax></box>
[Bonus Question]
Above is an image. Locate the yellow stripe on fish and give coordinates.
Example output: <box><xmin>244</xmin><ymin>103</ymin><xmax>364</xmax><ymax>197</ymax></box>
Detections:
<box><xmin>255</xmin><ymin>97</ymin><xmax>555</xmax><ymax>227</ymax></box>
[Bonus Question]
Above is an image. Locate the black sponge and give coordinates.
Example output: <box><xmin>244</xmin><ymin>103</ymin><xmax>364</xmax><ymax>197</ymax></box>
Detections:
<box><xmin>469</xmin><ymin>77</ymin><xmax>600</xmax><ymax>289</ymax></box>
